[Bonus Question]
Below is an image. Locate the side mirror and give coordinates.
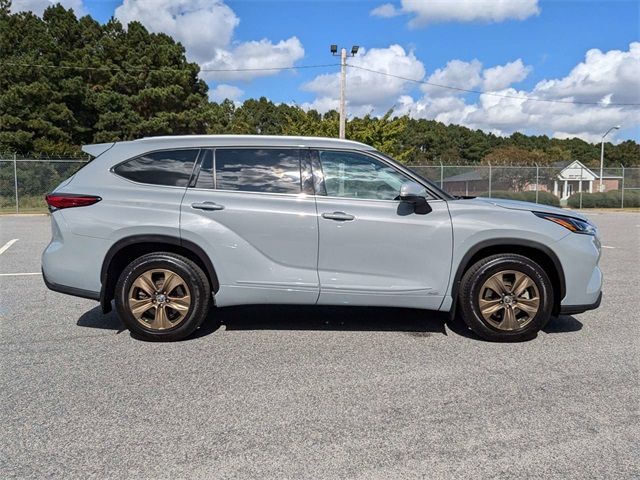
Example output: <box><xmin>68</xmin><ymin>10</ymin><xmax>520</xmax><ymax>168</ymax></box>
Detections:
<box><xmin>399</xmin><ymin>181</ymin><xmax>432</xmax><ymax>214</ymax></box>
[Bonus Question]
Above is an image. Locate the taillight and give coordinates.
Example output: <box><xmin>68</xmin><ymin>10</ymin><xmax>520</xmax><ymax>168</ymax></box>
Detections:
<box><xmin>45</xmin><ymin>193</ymin><xmax>102</xmax><ymax>210</ymax></box>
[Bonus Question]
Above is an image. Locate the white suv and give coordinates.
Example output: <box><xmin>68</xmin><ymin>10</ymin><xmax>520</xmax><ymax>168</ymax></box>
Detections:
<box><xmin>42</xmin><ymin>135</ymin><xmax>602</xmax><ymax>342</ymax></box>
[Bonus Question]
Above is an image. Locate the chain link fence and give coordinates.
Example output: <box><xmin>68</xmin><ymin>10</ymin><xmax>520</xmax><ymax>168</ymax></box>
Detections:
<box><xmin>0</xmin><ymin>154</ymin><xmax>89</xmax><ymax>213</ymax></box>
<box><xmin>410</xmin><ymin>163</ymin><xmax>640</xmax><ymax>209</ymax></box>
<box><xmin>1</xmin><ymin>154</ymin><xmax>639</xmax><ymax>212</ymax></box>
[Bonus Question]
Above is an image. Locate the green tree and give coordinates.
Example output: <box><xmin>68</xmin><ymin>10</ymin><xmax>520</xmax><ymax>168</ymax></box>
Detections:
<box><xmin>0</xmin><ymin>4</ymin><xmax>209</xmax><ymax>154</ymax></box>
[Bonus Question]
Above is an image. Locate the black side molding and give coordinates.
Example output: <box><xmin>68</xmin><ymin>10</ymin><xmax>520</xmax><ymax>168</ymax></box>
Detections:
<box><xmin>42</xmin><ymin>269</ymin><xmax>100</xmax><ymax>301</ymax></box>
<box><xmin>560</xmin><ymin>292</ymin><xmax>602</xmax><ymax>315</ymax></box>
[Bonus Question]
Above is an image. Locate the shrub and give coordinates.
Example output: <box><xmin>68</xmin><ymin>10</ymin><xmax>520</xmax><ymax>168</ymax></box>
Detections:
<box><xmin>567</xmin><ymin>190</ymin><xmax>640</xmax><ymax>208</ymax></box>
<box><xmin>477</xmin><ymin>190</ymin><xmax>561</xmax><ymax>207</ymax></box>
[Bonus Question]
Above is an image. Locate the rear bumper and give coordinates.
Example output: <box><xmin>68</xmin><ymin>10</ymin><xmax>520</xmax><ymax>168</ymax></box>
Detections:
<box><xmin>42</xmin><ymin>269</ymin><xmax>100</xmax><ymax>301</ymax></box>
<box><xmin>560</xmin><ymin>291</ymin><xmax>602</xmax><ymax>315</ymax></box>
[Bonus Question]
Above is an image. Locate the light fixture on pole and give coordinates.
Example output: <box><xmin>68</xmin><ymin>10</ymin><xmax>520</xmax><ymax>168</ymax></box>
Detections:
<box><xmin>331</xmin><ymin>44</ymin><xmax>359</xmax><ymax>139</ymax></box>
<box><xmin>599</xmin><ymin>125</ymin><xmax>621</xmax><ymax>192</ymax></box>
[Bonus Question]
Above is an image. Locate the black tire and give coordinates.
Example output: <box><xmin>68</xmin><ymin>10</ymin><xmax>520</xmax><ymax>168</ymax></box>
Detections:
<box><xmin>458</xmin><ymin>254</ymin><xmax>553</xmax><ymax>342</ymax></box>
<box><xmin>115</xmin><ymin>252</ymin><xmax>211</xmax><ymax>342</ymax></box>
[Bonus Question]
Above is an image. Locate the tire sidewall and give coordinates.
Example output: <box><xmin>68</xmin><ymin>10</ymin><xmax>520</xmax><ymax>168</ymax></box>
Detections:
<box><xmin>115</xmin><ymin>254</ymin><xmax>209</xmax><ymax>341</ymax></box>
<box><xmin>461</xmin><ymin>256</ymin><xmax>553</xmax><ymax>341</ymax></box>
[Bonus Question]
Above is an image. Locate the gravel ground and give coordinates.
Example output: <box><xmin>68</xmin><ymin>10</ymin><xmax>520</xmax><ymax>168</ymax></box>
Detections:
<box><xmin>1</xmin><ymin>213</ymin><xmax>638</xmax><ymax>479</ymax></box>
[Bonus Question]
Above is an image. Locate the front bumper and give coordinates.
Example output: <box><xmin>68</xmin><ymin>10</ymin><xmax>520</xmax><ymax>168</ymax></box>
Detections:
<box><xmin>554</xmin><ymin>231</ymin><xmax>602</xmax><ymax>310</ymax></box>
<box><xmin>560</xmin><ymin>291</ymin><xmax>602</xmax><ymax>315</ymax></box>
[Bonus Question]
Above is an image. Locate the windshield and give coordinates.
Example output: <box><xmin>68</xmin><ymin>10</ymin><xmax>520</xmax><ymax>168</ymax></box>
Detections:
<box><xmin>371</xmin><ymin>151</ymin><xmax>455</xmax><ymax>200</ymax></box>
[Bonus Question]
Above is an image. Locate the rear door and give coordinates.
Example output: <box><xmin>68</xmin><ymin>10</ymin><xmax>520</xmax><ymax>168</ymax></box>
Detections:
<box><xmin>180</xmin><ymin>147</ymin><xmax>320</xmax><ymax>307</ymax></box>
<box><xmin>313</xmin><ymin>149</ymin><xmax>453</xmax><ymax>310</ymax></box>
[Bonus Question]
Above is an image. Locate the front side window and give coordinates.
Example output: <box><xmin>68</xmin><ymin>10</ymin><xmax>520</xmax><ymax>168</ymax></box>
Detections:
<box><xmin>317</xmin><ymin>150</ymin><xmax>410</xmax><ymax>200</ymax></box>
<box><xmin>215</xmin><ymin>148</ymin><xmax>301</xmax><ymax>194</ymax></box>
<box><xmin>114</xmin><ymin>149</ymin><xmax>199</xmax><ymax>187</ymax></box>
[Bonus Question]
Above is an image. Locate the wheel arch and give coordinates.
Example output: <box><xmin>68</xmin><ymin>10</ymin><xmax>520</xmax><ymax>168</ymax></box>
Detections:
<box><xmin>450</xmin><ymin>239</ymin><xmax>565</xmax><ymax>316</ymax></box>
<box><xmin>100</xmin><ymin>235</ymin><xmax>219</xmax><ymax>313</ymax></box>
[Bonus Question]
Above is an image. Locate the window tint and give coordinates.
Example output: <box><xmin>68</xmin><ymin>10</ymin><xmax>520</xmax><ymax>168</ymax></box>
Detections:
<box><xmin>194</xmin><ymin>149</ymin><xmax>214</xmax><ymax>189</ymax></box>
<box><xmin>215</xmin><ymin>149</ymin><xmax>301</xmax><ymax>194</ymax></box>
<box><xmin>318</xmin><ymin>150</ymin><xmax>410</xmax><ymax>200</ymax></box>
<box><xmin>114</xmin><ymin>149</ymin><xmax>198</xmax><ymax>187</ymax></box>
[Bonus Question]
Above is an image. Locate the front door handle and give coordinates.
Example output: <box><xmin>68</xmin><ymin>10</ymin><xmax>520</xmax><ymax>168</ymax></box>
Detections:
<box><xmin>191</xmin><ymin>201</ymin><xmax>224</xmax><ymax>211</ymax></box>
<box><xmin>321</xmin><ymin>211</ymin><xmax>355</xmax><ymax>221</ymax></box>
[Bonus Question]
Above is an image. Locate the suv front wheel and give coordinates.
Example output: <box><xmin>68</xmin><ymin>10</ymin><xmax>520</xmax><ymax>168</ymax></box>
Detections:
<box><xmin>115</xmin><ymin>252</ymin><xmax>211</xmax><ymax>341</ymax></box>
<box><xmin>458</xmin><ymin>254</ymin><xmax>553</xmax><ymax>342</ymax></box>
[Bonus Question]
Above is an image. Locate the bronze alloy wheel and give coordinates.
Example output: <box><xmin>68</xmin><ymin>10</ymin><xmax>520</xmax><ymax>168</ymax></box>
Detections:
<box><xmin>128</xmin><ymin>268</ymin><xmax>191</xmax><ymax>331</ymax></box>
<box><xmin>478</xmin><ymin>269</ymin><xmax>540</xmax><ymax>331</ymax></box>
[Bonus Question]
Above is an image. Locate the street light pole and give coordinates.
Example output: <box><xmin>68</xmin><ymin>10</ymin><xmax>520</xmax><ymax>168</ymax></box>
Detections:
<box><xmin>599</xmin><ymin>125</ymin><xmax>621</xmax><ymax>192</ymax></box>
<box><xmin>331</xmin><ymin>44</ymin><xmax>359</xmax><ymax>139</ymax></box>
<box><xmin>339</xmin><ymin>48</ymin><xmax>347</xmax><ymax>139</ymax></box>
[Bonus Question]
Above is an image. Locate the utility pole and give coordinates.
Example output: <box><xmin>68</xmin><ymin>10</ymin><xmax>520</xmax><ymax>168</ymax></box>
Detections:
<box><xmin>599</xmin><ymin>125</ymin><xmax>620</xmax><ymax>192</ymax></box>
<box><xmin>330</xmin><ymin>44</ymin><xmax>359</xmax><ymax>139</ymax></box>
<box><xmin>339</xmin><ymin>47</ymin><xmax>347</xmax><ymax>139</ymax></box>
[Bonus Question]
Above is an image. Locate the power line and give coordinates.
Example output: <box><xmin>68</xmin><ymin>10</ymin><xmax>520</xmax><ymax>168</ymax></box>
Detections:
<box><xmin>0</xmin><ymin>61</ymin><xmax>340</xmax><ymax>73</ymax></box>
<box><xmin>4</xmin><ymin>60</ymin><xmax>638</xmax><ymax>107</ymax></box>
<box><xmin>347</xmin><ymin>64</ymin><xmax>640</xmax><ymax>107</ymax></box>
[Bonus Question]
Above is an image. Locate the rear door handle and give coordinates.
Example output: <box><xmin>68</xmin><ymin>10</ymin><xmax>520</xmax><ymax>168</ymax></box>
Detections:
<box><xmin>321</xmin><ymin>211</ymin><xmax>355</xmax><ymax>221</ymax></box>
<box><xmin>191</xmin><ymin>201</ymin><xmax>224</xmax><ymax>211</ymax></box>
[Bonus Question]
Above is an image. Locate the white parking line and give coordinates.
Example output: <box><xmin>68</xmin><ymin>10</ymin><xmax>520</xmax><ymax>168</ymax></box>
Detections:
<box><xmin>0</xmin><ymin>272</ymin><xmax>41</xmax><ymax>276</ymax></box>
<box><xmin>0</xmin><ymin>239</ymin><xmax>19</xmax><ymax>255</ymax></box>
<box><xmin>602</xmin><ymin>246</ymin><xmax>616</xmax><ymax>249</ymax></box>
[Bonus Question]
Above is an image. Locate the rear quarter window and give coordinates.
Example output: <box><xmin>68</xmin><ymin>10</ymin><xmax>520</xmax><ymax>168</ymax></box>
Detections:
<box><xmin>114</xmin><ymin>149</ymin><xmax>199</xmax><ymax>187</ymax></box>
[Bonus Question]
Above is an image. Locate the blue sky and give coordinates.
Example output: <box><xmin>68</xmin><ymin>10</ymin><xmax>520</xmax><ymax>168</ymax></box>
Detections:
<box><xmin>12</xmin><ymin>0</ymin><xmax>640</xmax><ymax>142</ymax></box>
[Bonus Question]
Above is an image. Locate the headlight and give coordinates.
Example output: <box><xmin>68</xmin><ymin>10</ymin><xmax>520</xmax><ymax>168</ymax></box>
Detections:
<box><xmin>533</xmin><ymin>212</ymin><xmax>597</xmax><ymax>235</ymax></box>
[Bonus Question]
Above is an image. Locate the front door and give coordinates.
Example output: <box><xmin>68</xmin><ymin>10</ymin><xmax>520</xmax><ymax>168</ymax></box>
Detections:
<box><xmin>313</xmin><ymin>149</ymin><xmax>453</xmax><ymax>310</ymax></box>
<box><xmin>180</xmin><ymin>148</ymin><xmax>319</xmax><ymax>307</ymax></box>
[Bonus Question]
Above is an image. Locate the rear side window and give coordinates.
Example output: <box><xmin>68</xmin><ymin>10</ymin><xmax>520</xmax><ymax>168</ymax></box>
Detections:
<box><xmin>215</xmin><ymin>148</ymin><xmax>301</xmax><ymax>194</ymax></box>
<box><xmin>114</xmin><ymin>149</ymin><xmax>199</xmax><ymax>187</ymax></box>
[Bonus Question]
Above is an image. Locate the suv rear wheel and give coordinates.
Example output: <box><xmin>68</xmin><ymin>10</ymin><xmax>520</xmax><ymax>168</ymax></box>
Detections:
<box><xmin>458</xmin><ymin>254</ymin><xmax>553</xmax><ymax>342</ymax></box>
<box><xmin>115</xmin><ymin>252</ymin><xmax>211</xmax><ymax>341</ymax></box>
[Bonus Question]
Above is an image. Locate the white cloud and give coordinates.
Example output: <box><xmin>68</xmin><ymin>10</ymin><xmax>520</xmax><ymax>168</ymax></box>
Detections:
<box><xmin>372</xmin><ymin>0</ymin><xmax>540</xmax><ymax>26</ymax></box>
<box><xmin>302</xmin><ymin>45</ymin><xmax>425</xmax><ymax>113</ymax></box>
<box><xmin>370</xmin><ymin>3</ymin><xmax>401</xmax><ymax>18</ymax></box>
<box><xmin>533</xmin><ymin>42</ymin><xmax>640</xmax><ymax>105</ymax></box>
<box><xmin>115</xmin><ymin>0</ymin><xmax>238</xmax><ymax>62</ymax></box>
<box><xmin>10</xmin><ymin>0</ymin><xmax>86</xmax><ymax>16</ymax></box>
<box><xmin>200</xmin><ymin>37</ymin><xmax>304</xmax><ymax>82</ymax></box>
<box><xmin>482</xmin><ymin>59</ymin><xmax>531</xmax><ymax>91</ymax></box>
<box><xmin>301</xmin><ymin>96</ymin><xmax>340</xmax><ymax>114</ymax></box>
<box><xmin>402</xmin><ymin>42</ymin><xmax>640</xmax><ymax>142</ymax></box>
<box><xmin>114</xmin><ymin>0</ymin><xmax>305</xmax><ymax>82</ymax></box>
<box><xmin>302</xmin><ymin>42</ymin><xmax>638</xmax><ymax>142</ymax></box>
<box><xmin>208</xmin><ymin>84</ymin><xmax>244</xmax><ymax>102</ymax></box>
<box><xmin>421</xmin><ymin>59</ymin><xmax>483</xmax><ymax>97</ymax></box>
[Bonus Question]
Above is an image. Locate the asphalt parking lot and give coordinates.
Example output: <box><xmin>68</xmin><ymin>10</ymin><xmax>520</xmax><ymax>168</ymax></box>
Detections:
<box><xmin>1</xmin><ymin>212</ymin><xmax>638</xmax><ymax>479</ymax></box>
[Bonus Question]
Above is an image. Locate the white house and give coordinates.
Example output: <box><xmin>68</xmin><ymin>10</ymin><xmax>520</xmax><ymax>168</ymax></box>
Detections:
<box><xmin>552</xmin><ymin>160</ymin><xmax>622</xmax><ymax>199</ymax></box>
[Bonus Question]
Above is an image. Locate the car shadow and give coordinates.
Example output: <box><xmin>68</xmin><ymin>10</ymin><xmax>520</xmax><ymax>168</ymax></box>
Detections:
<box><xmin>77</xmin><ymin>304</ymin><xmax>449</xmax><ymax>339</ymax></box>
<box><xmin>543</xmin><ymin>315</ymin><xmax>583</xmax><ymax>334</ymax></box>
<box><xmin>191</xmin><ymin>305</ymin><xmax>449</xmax><ymax>340</ymax></box>
<box><xmin>76</xmin><ymin>304</ymin><xmax>583</xmax><ymax>341</ymax></box>
<box><xmin>77</xmin><ymin>307</ymin><xmax>126</xmax><ymax>333</ymax></box>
